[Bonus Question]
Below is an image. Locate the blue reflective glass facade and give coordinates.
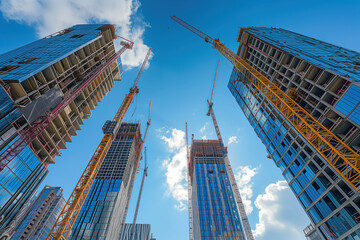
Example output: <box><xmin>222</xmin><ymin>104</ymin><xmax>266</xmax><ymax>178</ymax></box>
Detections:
<box><xmin>121</xmin><ymin>223</ymin><xmax>151</xmax><ymax>240</ymax></box>
<box><xmin>335</xmin><ymin>85</ymin><xmax>360</xmax><ymax>126</ymax></box>
<box><xmin>11</xmin><ymin>186</ymin><xmax>65</xmax><ymax>240</ymax></box>
<box><xmin>0</xmin><ymin>23</ymin><xmax>120</xmax><ymax>234</ymax></box>
<box><xmin>0</xmin><ymin>137</ymin><xmax>48</xmax><ymax>233</ymax></box>
<box><xmin>0</xmin><ymin>87</ymin><xmax>21</xmax><ymax>133</ymax></box>
<box><xmin>190</xmin><ymin>140</ymin><xmax>246</xmax><ymax>240</ymax></box>
<box><xmin>0</xmin><ymin>24</ymin><xmax>105</xmax><ymax>82</ymax></box>
<box><xmin>228</xmin><ymin>27</ymin><xmax>360</xmax><ymax>240</ymax></box>
<box><xmin>243</xmin><ymin>27</ymin><xmax>360</xmax><ymax>83</ymax></box>
<box><xmin>70</xmin><ymin>123</ymin><xmax>141</xmax><ymax>240</ymax></box>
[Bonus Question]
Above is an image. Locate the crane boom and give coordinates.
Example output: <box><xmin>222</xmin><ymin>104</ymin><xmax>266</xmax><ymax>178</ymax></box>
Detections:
<box><xmin>142</xmin><ymin>101</ymin><xmax>152</xmax><ymax>142</ymax></box>
<box><xmin>207</xmin><ymin>60</ymin><xmax>219</xmax><ymax>117</ymax></box>
<box><xmin>209</xmin><ymin>60</ymin><xmax>220</xmax><ymax>104</ymax></box>
<box><xmin>171</xmin><ymin>16</ymin><xmax>360</xmax><ymax>192</ymax></box>
<box><xmin>47</xmin><ymin>48</ymin><xmax>152</xmax><ymax>240</ymax></box>
<box><xmin>207</xmin><ymin>60</ymin><xmax>225</xmax><ymax>154</ymax></box>
<box><xmin>207</xmin><ymin>101</ymin><xmax>226</xmax><ymax>156</ymax></box>
<box><xmin>132</xmin><ymin>49</ymin><xmax>152</xmax><ymax>89</ymax></box>
<box><xmin>0</xmin><ymin>40</ymin><xmax>134</xmax><ymax>172</ymax></box>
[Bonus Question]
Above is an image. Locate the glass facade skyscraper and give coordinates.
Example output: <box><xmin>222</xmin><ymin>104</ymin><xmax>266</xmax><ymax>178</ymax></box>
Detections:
<box><xmin>10</xmin><ymin>185</ymin><xmax>65</xmax><ymax>240</ymax></box>
<box><xmin>70</xmin><ymin>123</ymin><xmax>142</xmax><ymax>240</ymax></box>
<box><xmin>121</xmin><ymin>223</ymin><xmax>152</xmax><ymax>240</ymax></box>
<box><xmin>189</xmin><ymin>139</ymin><xmax>251</xmax><ymax>240</ymax></box>
<box><xmin>228</xmin><ymin>27</ymin><xmax>360</xmax><ymax>239</ymax></box>
<box><xmin>0</xmin><ymin>24</ymin><xmax>123</xmax><ymax>232</ymax></box>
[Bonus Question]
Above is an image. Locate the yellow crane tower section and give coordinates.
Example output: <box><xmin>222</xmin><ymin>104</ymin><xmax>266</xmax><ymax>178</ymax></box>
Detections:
<box><xmin>171</xmin><ymin>16</ymin><xmax>360</xmax><ymax>192</ymax></box>
<box><xmin>47</xmin><ymin>48</ymin><xmax>152</xmax><ymax>240</ymax></box>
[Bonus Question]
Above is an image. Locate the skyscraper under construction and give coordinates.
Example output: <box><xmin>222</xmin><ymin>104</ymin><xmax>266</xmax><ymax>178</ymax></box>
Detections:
<box><xmin>0</xmin><ymin>24</ymin><xmax>129</xmax><ymax>233</ymax></box>
<box><xmin>69</xmin><ymin>123</ymin><xmax>142</xmax><ymax>240</ymax></box>
<box><xmin>189</xmin><ymin>139</ymin><xmax>253</xmax><ymax>240</ymax></box>
<box><xmin>11</xmin><ymin>186</ymin><xmax>66</xmax><ymax>240</ymax></box>
<box><xmin>228</xmin><ymin>27</ymin><xmax>360</xmax><ymax>239</ymax></box>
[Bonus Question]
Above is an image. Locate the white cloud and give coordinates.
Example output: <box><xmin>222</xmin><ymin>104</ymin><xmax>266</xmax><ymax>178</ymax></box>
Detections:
<box><xmin>160</xmin><ymin>128</ymin><xmax>188</xmax><ymax>211</ymax></box>
<box><xmin>199</xmin><ymin>122</ymin><xmax>208</xmax><ymax>134</ymax></box>
<box><xmin>228</xmin><ymin>136</ymin><xmax>239</xmax><ymax>145</ymax></box>
<box><xmin>0</xmin><ymin>0</ymin><xmax>150</xmax><ymax>68</ymax></box>
<box><xmin>253</xmin><ymin>180</ymin><xmax>309</xmax><ymax>240</ymax></box>
<box><xmin>234</xmin><ymin>166</ymin><xmax>257</xmax><ymax>214</ymax></box>
<box><xmin>199</xmin><ymin>122</ymin><xmax>210</xmax><ymax>140</ymax></box>
<box><xmin>160</xmin><ymin>128</ymin><xmax>185</xmax><ymax>151</ymax></box>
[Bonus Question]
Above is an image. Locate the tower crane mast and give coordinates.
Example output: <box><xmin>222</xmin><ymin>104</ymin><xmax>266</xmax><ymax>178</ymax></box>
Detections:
<box><xmin>47</xmin><ymin>48</ymin><xmax>152</xmax><ymax>240</ymax></box>
<box><xmin>171</xmin><ymin>16</ymin><xmax>360</xmax><ymax>192</ymax></box>
<box><xmin>206</xmin><ymin>60</ymin><xmax>226</xmax><ymax>156</ymax></box>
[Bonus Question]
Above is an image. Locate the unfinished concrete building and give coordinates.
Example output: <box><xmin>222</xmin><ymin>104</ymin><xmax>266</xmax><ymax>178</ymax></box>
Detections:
<box><xmin>0</xmin><ymin>24</ymin><xmax>126</xmax><ymax>233</ymax></box>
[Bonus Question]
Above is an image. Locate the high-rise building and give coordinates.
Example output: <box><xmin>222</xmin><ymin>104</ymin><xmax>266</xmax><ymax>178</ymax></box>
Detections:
<box><xmin>121</xmin><ymin>223</ymin><xmax>152</xmax><ymax>240</ymax></box>
<box><xmin>189</xmin><ymin>139</ymin><xmax>250</xmax><ymax>240</ymax></box>
<box><xmin>0</xmin><ymin>24</ymin><xmax>124</xmax><ymax>232</ymax></box>
<box><xmin>228</xmin><ymin>27</ymin><xmax>360</xmax><ymax>239</ymax></box>
<box><xmin>8</xmin><ymin>185</ymin><xmax>65</xmax><ymax>240</ymax></box>
<box><xmin>70</xmin><ymin>123</ymin><xmax>142</xmax><ymax>240</ymax></box>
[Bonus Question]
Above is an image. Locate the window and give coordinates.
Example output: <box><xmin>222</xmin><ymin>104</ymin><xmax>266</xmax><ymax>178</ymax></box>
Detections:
<box><xmin>208</xmin><ymin>170</ymin><xmax>214</xmax><ymax>174</ymax></box>
<box><xmin>220</xmin><ymin>170</ymin><xmax>225</xmax><ymax>174</ymax></box>
<box><xmin>17</xmin><ymin>58</ymin><xmax>37</xmax><ymax>64</ymax></box>
<box><xmin>313</xmin><ymin>182</ymin><xmax>320</xmax><ymax>191</ymax></box>
<box><xmin>70</xmin><ymin>34</ymin><xmax>85</xmax><ymax>38</ymax></box>
<box><xmin>0</xmin><ymin>65</ymin><xmax>19</xmax><ymax>73</ymax></box>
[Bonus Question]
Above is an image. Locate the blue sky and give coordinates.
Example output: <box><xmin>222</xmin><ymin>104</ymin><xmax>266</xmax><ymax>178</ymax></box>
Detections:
<box><xmin>1</xmin><ymin>0</ymin><xmax>360</xmax><ymax>239</ymax></box>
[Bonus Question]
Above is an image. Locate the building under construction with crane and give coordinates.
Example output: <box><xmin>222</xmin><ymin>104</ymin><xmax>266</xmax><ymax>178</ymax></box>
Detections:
<box><xmin>185</xmin><ymin>59</ymin><xmax>253</xmax><ymax>239</ymax></box>
<box><xmin>189</xmin><ymin>139</ymin><xmax>251</xmax><ymax>240</ymax></box>
<box><xmin>228</xmin><ymin>28</ymin><xmax>360</xmax><ymax>240</ymax></box>
<box><xmin>171</xmin><ymin>17</ymin><xmax>360</xmax><ymax>240</ymax></box>
<box><xmin>0</xmin><ymin>24</ymin><xmax>132</xmax><ymax>235</ymax></box>
<box><xmin>69</xmin><ymin>123</ymin><xmax>142</xmax><ymax>239</ymax></box>
<box><xmin>47</xmin><ymin>48</ymin><xmax>151</xmax><ymax>240</ymax></box>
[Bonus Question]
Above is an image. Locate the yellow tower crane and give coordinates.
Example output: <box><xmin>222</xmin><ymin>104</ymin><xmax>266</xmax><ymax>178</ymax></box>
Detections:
<box><xmin>47</xmin><ymin>48</ymin><xmax>152</xmax><ymax>240</ymax></box>
<box><xmin>171</xmin><ymin>16</ymin><xmax>360</xmax><ymax>192</ymax></box>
